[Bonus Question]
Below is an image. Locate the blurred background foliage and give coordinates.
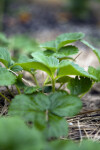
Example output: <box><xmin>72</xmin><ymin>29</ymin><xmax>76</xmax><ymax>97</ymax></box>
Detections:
<box><xmin>0</xmin><ymin>0</ymin><xmax>100</xmax><ymax>55</ymax></box>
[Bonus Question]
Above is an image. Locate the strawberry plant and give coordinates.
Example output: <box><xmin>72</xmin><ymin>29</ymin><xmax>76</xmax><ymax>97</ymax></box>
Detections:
<box><xmin>0</xmin><ymin>32</ymin><xmax>100</xmax><ymax>149</ymax></box>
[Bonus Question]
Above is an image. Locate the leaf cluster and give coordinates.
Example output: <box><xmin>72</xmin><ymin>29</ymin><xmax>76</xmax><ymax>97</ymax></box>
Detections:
<box><xmin>0</xmin><ymin>32</ymin><xmax>100</xmax><ymax>149</ymax></box>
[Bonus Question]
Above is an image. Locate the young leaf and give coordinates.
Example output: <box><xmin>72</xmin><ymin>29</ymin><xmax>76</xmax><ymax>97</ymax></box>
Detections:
<box><xmin>57</xmin><ymin>45</ymin><xmax>79</xmax><ymax>56</ymax></box>
<box><xmin>40</xmin><ymin>32</ymin><xmax>84</xmax><ymax>51</ymax></box>
<box><xmin>58</xmin><ymin>60</ymin><xmax>97</xmax><ymax>80</ymax></box>
<box><xmin>56</xmin><ymin>32</ymin><xmax>84</xmax><ymax>50</ymax></box>
<box><xmin>14</xmin><ymin>61</ymin><xmax>52</xmax><ymax>76</ymax></box>
<box><xmin>31</xmin><ymin>52</ymin><xmax>59</xmax><ymax>75</ymax></box>
<box><xmin>81</xmin><ymin>40</ymin><xmax>100</xmax><ymax>62</ymax></box>
<box><xmin>0</xmin><ymin>47</ymin><xmax>11</xmax><ymax>67</ymax></box>
<box><xmin>40</xmin><ymin>40</ymin><xmax>57</xmax><ymax>51</ymax></box>
<box><xmin>88</xmin><ymin>66</ymin><xmax>100</xmax><ymax>81</ymax></box>
<box><xmin>49</xmin><ymin>92</ymin><xmax>82</xmax><ymax>117</ymax></box>
<box><xmin>0</xmin><ymin>117</ymin><xmax>45</xmax><ymax>150</ymax></box>
<box><xmin>0</xmin><ymin>67</ymin><xmax>16</xmax><ymax>86</ymax></box>
<box><xmin>67</xmin><ymin>76</ymin><xmax>92</xmax><ymax>95</ymax></box>
<box><xmin>10</xmin><ymin>65</ymin><xmax>23</xmax><ymax>72</ymax></box>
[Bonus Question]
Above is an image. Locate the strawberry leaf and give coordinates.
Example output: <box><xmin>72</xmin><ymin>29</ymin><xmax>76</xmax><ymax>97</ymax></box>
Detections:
<box><xmin>0</xmin><ymin>67</ymin><xmax>16</xmax><ymax>86</ymax></box>
<box><xmin>81</xmin><ymin>40</ymin><xmax>100</xmax><ymax>63</ymax></box>
<box><xmin>58</xmin><ymin>60</ymin><xmax>97</xmax><ymax>80</ymax></box>
<box><xmin>0</xmin><ymin>47</ymin><xmax>11</xmax><ymax>67</ymax></box>
<box><xmin>56</xmin><ymin>32</ymin><xmax>84</xmax><ymax>50</ymax></box>
<box><xmin>88</xmin><ymin>66</ymin><xmax>100</xmax><ymax>81</ymax></box>
<box><xmin>0</xmin><ymin>117</ymin><xmax>44</xmax><ymax>150</ymax></box>
<box><xmin>44</xmin><ymin>114</ymin><xmax>68</xmax><ymax>138</ymax></box>
<box><xmin>49</xmin><ymin>92</ymin><xmax>82</xmax><ymax>117</ymax></box>
<box><xmin>40</xmin><ymin>40</ymin><xmax>57</xmax><ymax>51</ymax></box>
<box><xmin>67</xmin><ymin>76</ymin><xmax>92</xmax><ymax>95</ymax></box>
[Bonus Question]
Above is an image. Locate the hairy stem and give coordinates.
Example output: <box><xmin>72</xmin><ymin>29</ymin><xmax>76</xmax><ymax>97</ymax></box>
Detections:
<box><xmin>15</xmin><ymin>85</ymin><xmax>21</xmax><ymax>94</ymax></box>
<box><xmin>52</xmin><ymin>79</ymin><xmax>55</xmax><ymax>92</ymax></box>
<box><xmin>0</xmin><ymin>92</ymin><xmax>10</xmax><ymax>102</ymax></box>
<box><xmin>32</xmin><ymin>73</ymin><xmax>39</xmax><ymax>87</ymax></box>
<box><xmin>6</xmin><ymin>86</ymin><xmax>14</xmax><ymax>97</ymax></box>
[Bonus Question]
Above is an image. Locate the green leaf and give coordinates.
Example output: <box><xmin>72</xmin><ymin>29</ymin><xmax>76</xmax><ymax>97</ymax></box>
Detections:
<box><xmin>18</xmin><ymin>55</ymin><xmax>33</xmax><ymax>63</ymax></box>
<box><xmin>56</xmin><ymin>32</ymin><xmax>84</xmax><ymax>50</ymax></box>
<box><xmin>40</xmin><ymin>32</ymin><xmax>84</xmax><ymax>51</ymax></box>
<box><xmin>0</xmin><ymin>32</ymin><xmax>9</xmax><ymax>46</ymax></box>
<box><xmin>0</xmin><ymin>47</ymin><xmax>11</xmax><ymax>67</ymax></box>
<box><xmin>9</xmin><ymin>34</ymin><xmax>40</xmax><ymax>53</ymax></box>
<box><xmin>24</xmin><ymin>86</ymin><xmax>39</xmax><ymax>94</ymax></box>
<box><xmin>58</xmin><ymin>60</ymin><xmax>97</xmax><ymax>80</ymax></box>
<box><xmin>51</xmin><ymin>140</ymin><xmax>100</xmax><ymax>150</ymax></box>
<box><xmin>49</xmin><ymin>92</ymin><xmax>82</xmax><ymax>117</ymax></box>
<box><xmin>57</xmin><ymin>45</ymin><xmax>79</xmax><ymax>56</ymax></box>
<box><xmin>14</xmin><ymin>61</ymin><xmax>52</xmax><ymax>76</ymax></box>
<box><xmin>0</xmin><ymin>67</ymin><xmax>16</xmax><ymax>86</ymax></box>
<box><xmin>31</xmin><ymin>52</ymin><xmax>59</xmax><ymax>75</ymax></box>
<box><xmin>0</xmin><ymin>117</ymin><xmax>45</xmax><ymax>150</ymax></box>
<box><xmin>56</xmin><ymin>76</ymin><xmax>71</xmax><ymax>84</ymax></box>
<box><xmin>45</xmin><ymin>114</ymin><xmax>68</xmax><ymax>138</ymax></box>
<box><xmin>81</xmin><ymin>40</ymin><xmax>100</xmax><ymax>62</ymax></box>
<box><xmin>40</xmin><ymin>40</ymin><xmax>57</xmax><ymax>51</ymax></box>
<box><xmin>10</xmin><ymin>65</ymin><xmax>23</xmax><ymax>72</ymax></box>
<box><xmin>44</xmin><ymin>49</ymin><xmax>55</xmax><ymax>56</ymax></box>
<box><xmin>88</xmin><ymin>66</ymin><xmax>100</xmax><ymax>81</ymax></box>
<box><xmin>8</xmin><ymin>94</ymin><xmax>50</xmax><ymax>122</ymax></box>
<box><xmin>15</xmin><ymin>74</ymin><xmax>25</xmax><ymax>88</ymax></box>
<box><xmin>67</xmin><ymin>76</ymin><xmax>92</xmax><ymax>95</ymax></box>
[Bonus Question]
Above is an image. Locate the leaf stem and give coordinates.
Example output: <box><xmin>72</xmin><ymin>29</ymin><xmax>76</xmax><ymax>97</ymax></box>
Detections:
<box><xmin>15</xmin><ymin>85</ymin><xmax>21</xmax><ymax>94</ymax></box>
<box><xmin>52</xmin><ymin>79</ymin><xmax>55</xmax><ymax>92</ymax></box>
<box><xmin>43</xmin><ymin>75</ymin><xmax>49</xmax><ymax>86</ymax></box>
<box><xmin>58</xmin><ymin>83</ymin><xmax>63</xmax><ymax>90</ymax></box>
<box><xmin>0</xmin><ymin>92</ymin><xmax>10</xmax><ymax>102</ymax></box>
<box><xmin>32</xmin><ymin>73</ymin><xmax>39</xmax><ymax>87</ymax></box>
<box><xmin>6</xmin><ymin>86</ymin><xmax>14</xmax><ymax>97</ymax></box>
<box><xmin>46</xmin><ymin>110</ymin><xmax>49</xmax><ymax>122</ymax></box>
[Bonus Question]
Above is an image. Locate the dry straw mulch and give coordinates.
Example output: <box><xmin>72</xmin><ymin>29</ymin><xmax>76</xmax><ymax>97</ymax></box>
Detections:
<box><xmin>67</xmin><ymin>110</ymin><xmax>100</xmax><ymax>141</ymax></box>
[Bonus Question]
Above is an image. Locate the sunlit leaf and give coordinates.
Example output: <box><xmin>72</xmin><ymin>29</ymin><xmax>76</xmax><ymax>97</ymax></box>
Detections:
<box><xmin>40</xmin><ymin>40</ymin><xmax>57</xmax><ymax>51</ymax></box>
<box><xmin>31</xmin><ymin>52</ymin><xmax>59</xmax><ymax>75</ymax></box>
<box><xmin>88</xmin><ymin>66</ymin><xmax>100</xmax><ymax>81</ymax></box>
<box><xmin>58</xmin><ymin>60</ymin><xmax>97</xmax><ymax>80</ymax></box>
<box><xmin>56</xmin><ymin>32</ymin><xmax>84</xmax><ymax>50</ymax></box>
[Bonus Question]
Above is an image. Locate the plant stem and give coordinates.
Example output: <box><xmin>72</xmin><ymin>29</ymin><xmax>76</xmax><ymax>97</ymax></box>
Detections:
<box><xmin>52</xmin><ymin>79</ymin><xmax>55</xmax><ymax>92</ymax></box>
<box><xmin>32</xmin><ymin>73</ymin><xmax>39</xmax><ymax>87</ymax></box>
<box><xmin>43</xmin><ymin>76</ymin><xmax>49</xmax><ymax>86</ymax></box>
<box><xmin>0</xmin><ymin>92</ymin><xmax>10</xmax><ymax>102</ymax></box>
<box><xmin>6</xmin><ymin>86</ymin><xmax>14</xmax><ymax>97</ymax></box>
<box><xmin>15</xmin><ymin>85</ymin><xmax>21</xmax><ymax>94</ymax></box>
<box><xmin>58</xmin><ymin>83</ymin><xmax>63</xmax><ymax>90</ymax></box>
